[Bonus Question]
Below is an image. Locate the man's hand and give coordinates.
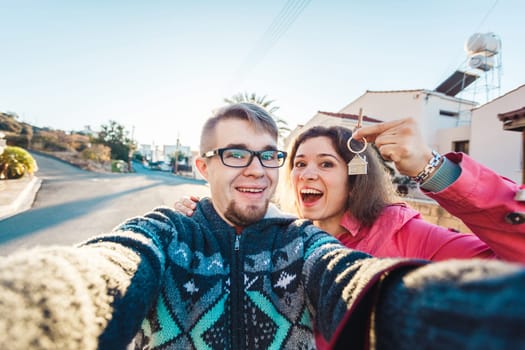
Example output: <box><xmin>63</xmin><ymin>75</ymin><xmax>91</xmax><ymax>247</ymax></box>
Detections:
<box><xmin>352</xmin><ymin>117</ymin><xmax>434</xmax><ymax>177</ymax></box>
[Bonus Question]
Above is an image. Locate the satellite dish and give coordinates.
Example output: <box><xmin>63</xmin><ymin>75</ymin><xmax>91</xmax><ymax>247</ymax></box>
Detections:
<box><xmin>465</xmin><ymin>32</ymin><xmax>501</xmax><ymax>56</ymax></box>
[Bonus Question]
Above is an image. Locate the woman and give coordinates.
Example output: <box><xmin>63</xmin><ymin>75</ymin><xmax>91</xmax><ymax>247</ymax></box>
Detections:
<box><xmin>278</xmin><ymin>124</ymin><xmax>501</xmax><ymax>260</ymax></box>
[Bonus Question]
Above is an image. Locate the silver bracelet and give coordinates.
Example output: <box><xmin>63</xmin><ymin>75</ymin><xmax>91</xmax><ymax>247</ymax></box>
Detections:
<box><xmin>411</xmin><ymin>150</ymin><xmax>443</xmax><ymax>184</ymax></box>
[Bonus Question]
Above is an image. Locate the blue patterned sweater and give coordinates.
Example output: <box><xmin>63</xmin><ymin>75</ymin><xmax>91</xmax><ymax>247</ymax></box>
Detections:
<box><xmin>108</xmin><ymin>198</ymin><xmax>416</xmax><ymax>349</ymax></box>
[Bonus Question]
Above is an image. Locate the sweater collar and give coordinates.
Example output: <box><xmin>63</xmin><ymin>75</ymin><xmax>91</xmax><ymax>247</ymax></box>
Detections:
<box><xmin>195</xmin><ymin>198</ymin><xmax>297</xmax><ymax>233</ymax></box>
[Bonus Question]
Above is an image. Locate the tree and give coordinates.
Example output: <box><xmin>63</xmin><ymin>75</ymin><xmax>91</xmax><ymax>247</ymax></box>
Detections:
<box><xmin>94</xmin><ymin>120</ymin><xmax>135</xmax><ymax>162</ymax></box>
<box><xmin>224</xmin><ymin>92</ymin><xmax>291</xmax><ymax>144</ymax></box>
<box><xmin>0</xmin><ymin>112</ymin><xmax>23</xmax><ymax>133</ymax></box>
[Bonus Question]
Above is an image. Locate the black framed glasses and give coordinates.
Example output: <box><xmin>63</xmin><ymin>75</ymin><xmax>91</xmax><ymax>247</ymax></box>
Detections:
<box><xmin>202</xmin><ymin>148</ymin><xmax>287</xmax><ymax>168</ymax></box>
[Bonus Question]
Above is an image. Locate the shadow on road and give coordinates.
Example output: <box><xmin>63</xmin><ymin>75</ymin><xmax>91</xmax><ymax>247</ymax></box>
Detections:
<box><xmin>0</xmin><ymin>180</ymin><xmax>165</xmax><ymax>245</ymax></box>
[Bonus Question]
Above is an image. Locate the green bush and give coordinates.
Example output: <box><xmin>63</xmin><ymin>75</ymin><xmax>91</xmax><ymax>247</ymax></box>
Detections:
<box><xmin>111</xmin><ymin>159</ymin><xmax>128</xmax><ymax>173</ymax></box>
<box><xmin>0</xmin><ymin>146</ymin><xmax>37</xmax><ymax>179</ymax></box>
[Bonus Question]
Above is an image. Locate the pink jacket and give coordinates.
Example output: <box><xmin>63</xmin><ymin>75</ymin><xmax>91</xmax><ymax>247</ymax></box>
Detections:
<box><xmin>424</xmin><ymin>152</ymin><xmax>525</xmax><ymax>263</ymax></box>
<box><xmin>334</xmin><ymin>152</ymin><xmax>525</xmax><ymax>263</ymax></box>
<box><xmin>336</xmin><ymin>204</ymin><xmax>494</xmax><ymax>261</ymax></box>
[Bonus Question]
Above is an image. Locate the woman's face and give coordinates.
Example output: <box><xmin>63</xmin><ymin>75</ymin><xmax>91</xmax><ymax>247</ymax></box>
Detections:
<box><xmin>291</xmin><ymin>136</ymin><xmax>350</xmax><ymax>226</ymax></box>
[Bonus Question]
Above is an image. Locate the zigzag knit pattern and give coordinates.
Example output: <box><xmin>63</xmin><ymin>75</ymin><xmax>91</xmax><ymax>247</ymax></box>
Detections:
<box><xmin>113</xmin><ymin>199</ymin><xmax>415</xmax><ymax>350</ymax></box>
<box><xmin>123</xmin><ymin>199</ymin><xmax>320</xmax><ymax>349</ymax></box>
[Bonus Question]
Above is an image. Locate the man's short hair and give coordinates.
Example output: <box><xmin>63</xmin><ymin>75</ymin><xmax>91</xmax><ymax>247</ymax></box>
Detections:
<box><xmin>200</xmin><ymin>102</ymin><xmax>279</xmax><ymax>153</ymax></box>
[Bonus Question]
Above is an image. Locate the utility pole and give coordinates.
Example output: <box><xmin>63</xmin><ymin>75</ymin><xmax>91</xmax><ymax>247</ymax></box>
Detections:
<box><xmin>174</xmin><ymin>135</ymin><xmax>180</xmax><ymax>174</ymax></box>
<box><xmin>128</xmin><ymin>125</ymin><xmax>136</xmax><ymax>172</ymax></box>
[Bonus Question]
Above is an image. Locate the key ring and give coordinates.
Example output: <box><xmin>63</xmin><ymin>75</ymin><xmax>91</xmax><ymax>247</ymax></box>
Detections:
<box><xmin>347</xmin><ymin>135</ymin><xmax>368</xmax><ymax>154</ymax></box>
<box><xmin>347</xmin><ymin>108</ymin><xmax>368</xmax><ymax>154</ymax></box>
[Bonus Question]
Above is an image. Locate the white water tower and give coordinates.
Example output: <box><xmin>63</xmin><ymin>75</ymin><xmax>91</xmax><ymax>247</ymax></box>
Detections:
<box><xmin>464</xmin><ymin>32</ymin><xmax>502</xmax><ymax>102</ymax></box>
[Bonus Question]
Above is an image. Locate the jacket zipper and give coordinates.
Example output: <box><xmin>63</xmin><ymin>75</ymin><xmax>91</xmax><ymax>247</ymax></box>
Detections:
<box><xmin>231</xmin><ymin>232</ymin><xmax>242</xmax><ymax>348</ymax></box>
<box><xmin>235</xmin><ymin>234</ymin><xmax>240</xmax><ymax>251</ymax></box>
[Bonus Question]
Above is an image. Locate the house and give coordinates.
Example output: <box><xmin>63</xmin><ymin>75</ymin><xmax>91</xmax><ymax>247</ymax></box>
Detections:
<box><xmin>337</xmin><ymin>89</ymin><xmax>477</xmax><ymax>150</ymax></box>
<box><xmin>288</xmin><ymin>85</ymin><xmax>524</xmax><ymax>184</ymax></box>
<box><xmin>164</xmin><ymin>144</ymin><xmax>191</xmax><ymax>162</ymax></box>
<box><xmin>285</xmin><ymin>88</ymin><xmax>478</xmax><ymax>171</ymax></box>
<box><xmin>433</xmin><ymin>84</ymin><xmax>524</xmax><ymax>184</ymax></box>
<box><xmin>286</xmin><ymin>89</ymin><xmax>477</xmax><ymax>150</ymax></box>
<box><xmin>137</xmin><ymin>142</ymin><xmax>196</xmax><ymax>175</ymax></box>
<box><xmin>137</xmin><ymin>144</ymin><xmax>153</xmax><ymax>161</ymax></box>
<box><xmin>468</xmin><ymin>84</ymin><xmax>525</xmax><ymax>183</ymax></box>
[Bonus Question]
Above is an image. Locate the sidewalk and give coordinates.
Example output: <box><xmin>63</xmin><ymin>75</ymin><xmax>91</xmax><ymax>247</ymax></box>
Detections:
<box><xmin>0</xmin><ymin>176</ymin><xmax>42</xmax><ymax>221</ymax></box>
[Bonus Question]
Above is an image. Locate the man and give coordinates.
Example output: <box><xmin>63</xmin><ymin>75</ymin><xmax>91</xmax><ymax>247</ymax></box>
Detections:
<box><xmin>1</xmin><ymin>103</ymin><xmax>525</xmax><ymax>350</ymax></box>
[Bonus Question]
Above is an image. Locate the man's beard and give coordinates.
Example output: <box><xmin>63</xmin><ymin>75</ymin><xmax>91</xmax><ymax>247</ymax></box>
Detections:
<box><xmin>224</xmin><ymin>199</ymin><xmax>269</xmax><ymax>226</ymax></box>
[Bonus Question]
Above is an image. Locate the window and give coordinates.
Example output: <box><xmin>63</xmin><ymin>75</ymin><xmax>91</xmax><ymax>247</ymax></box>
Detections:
<box><xmin>453</xmin><ymin>141</ymin><xmax>469</xmax><ymax>154</ymax></box>
<box><xmin>440</xmin><ymin>110</ymin><xmax>459</xmax><ymax>117</ymax></box>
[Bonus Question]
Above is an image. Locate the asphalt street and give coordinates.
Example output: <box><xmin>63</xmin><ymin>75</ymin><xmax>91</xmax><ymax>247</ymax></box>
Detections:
<box><xmin>0</xmin><ymin>154</ymin><xmax>209</xmax><ymax>255</ymax></box>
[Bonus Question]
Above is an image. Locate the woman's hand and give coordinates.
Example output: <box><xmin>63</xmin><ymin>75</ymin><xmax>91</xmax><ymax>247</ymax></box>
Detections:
<box><xmin>173</xmin><ymin>195</ymin><xmax>200</xmax><ymax>216</ymax></box>
<box><xmin>353</xmin><ymin>117</ymin><xmax>434</xmax><ymax>177</ymax></box>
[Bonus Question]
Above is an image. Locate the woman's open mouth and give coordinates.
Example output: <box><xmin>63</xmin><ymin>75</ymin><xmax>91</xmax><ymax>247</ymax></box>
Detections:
<box><xmin>300</xmin><ymin>188</ymin><xmax>323</xmax><ymax>204</ymax></box>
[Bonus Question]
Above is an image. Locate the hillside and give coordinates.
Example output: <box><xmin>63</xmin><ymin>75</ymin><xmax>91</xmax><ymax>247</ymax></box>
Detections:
<box><xmin>0</xmin><ymin>112</ymin><xmax>111</xmax><ymax>172</ymax></box>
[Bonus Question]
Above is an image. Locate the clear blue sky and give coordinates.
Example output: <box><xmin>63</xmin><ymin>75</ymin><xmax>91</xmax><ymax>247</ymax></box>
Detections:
<box><xmin>1</xmin><ymin>0</ymin><xmax>524</xmax><ymax>150</ymax></box>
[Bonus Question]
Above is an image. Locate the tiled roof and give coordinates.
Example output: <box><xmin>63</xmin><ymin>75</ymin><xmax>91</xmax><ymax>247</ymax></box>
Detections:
<box><xmin>365</xmin><ymin>89</ymin><xmax>425</xmax><ymax>94</ymax></box>
<box><xmin>317</xmin><ymin>111</ymin><xmax>383</xmax><ymax>123</ymax></box>
<box><xmin>498</xmin><ymin>106</ymin><xmax>525</xmax><ymax>120</ymax></box>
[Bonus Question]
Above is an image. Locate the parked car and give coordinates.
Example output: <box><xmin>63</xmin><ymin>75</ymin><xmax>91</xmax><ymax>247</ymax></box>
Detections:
<box><xmin>149</xmin><ymin>161</ymin><xmax>172</xmax><ymax>172</ymax></box>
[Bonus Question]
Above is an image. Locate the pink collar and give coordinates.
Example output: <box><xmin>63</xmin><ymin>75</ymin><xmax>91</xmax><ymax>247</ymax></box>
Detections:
<box><xmin>339</xmin><ymin>212</ymin><xmax>362</xmax><ymax>237</ymax></box>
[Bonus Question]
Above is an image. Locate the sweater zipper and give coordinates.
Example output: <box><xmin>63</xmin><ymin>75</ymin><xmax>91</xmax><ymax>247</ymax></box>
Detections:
<box><xmin>231</xmin><ymin>232</ymin><xmax>242</xmax><ymax>348</ymax></box>
<box><xmin>235</xmin><ymin>234</ymin><xmax>240</xmax><ymax>250</ymax></box>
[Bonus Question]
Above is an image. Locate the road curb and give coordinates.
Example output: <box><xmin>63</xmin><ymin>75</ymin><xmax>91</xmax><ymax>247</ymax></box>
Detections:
<box><xmin>0</xmin><ymin>176</ymin><xmax>42</xmax><ymax>221</ymax></box>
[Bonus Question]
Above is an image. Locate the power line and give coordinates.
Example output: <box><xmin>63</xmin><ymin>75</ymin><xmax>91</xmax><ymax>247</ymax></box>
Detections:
<box><xmin>474</xmin><ymin>0</ymin><xmax>499</xmax><ymax>32</ymax></box>
<box><xmin>259</xmin><ymin>0</ymin><xmax>311</xmax><ymax>53</ymax></box>
<box><xmin>230</xmin><ymin>0</ymin><xmax>312</xmax><ymax>85</ymax></box>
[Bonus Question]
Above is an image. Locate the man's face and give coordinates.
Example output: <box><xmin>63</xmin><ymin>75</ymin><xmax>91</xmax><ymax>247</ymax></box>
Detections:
<box><xmin>196</xmin><ymin>118</ymin><xmax>279</xmax><ymax>226</ymax></box>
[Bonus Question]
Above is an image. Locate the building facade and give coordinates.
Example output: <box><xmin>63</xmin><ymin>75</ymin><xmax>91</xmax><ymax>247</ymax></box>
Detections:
<box><xmin>290</xmin><ymin>86</ymin><xmax>524</xmax><ymax>184</ymax></box>
<box><xmin>468</xmin><ymin>84</ymin><xmax>524</xmax><ymax>183</ymax></box>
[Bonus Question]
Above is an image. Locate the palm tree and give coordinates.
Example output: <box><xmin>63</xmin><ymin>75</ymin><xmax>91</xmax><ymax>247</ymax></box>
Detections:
<box><xmin>224</xmin><ymin>92</ymin><xmax>291</xmax><ymax>145</ymax></box>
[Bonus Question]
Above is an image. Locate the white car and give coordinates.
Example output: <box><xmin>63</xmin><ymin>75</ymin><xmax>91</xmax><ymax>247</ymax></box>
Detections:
<box><xmin>149</xmin><ymin>161</ymin><xmax>172</xmax><ymax>172</ymax></box>
<box><xmin>158</xmin><ymin>162</ymin><xmax>172</xmax><ymax>172</ymax></box>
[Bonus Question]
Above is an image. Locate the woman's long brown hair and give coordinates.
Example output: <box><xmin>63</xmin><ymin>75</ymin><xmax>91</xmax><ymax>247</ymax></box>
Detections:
<box><xmin>279</xmin><ymin>125</ymin><xmax>398</xmax><ymax>227</ymax></box>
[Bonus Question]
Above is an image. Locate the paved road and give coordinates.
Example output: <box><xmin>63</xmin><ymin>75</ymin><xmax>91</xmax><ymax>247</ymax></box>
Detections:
<box><xmin>0</xmin><ymin>154</ymin><xmax>209</xmax><ymax>255</ymax></box>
